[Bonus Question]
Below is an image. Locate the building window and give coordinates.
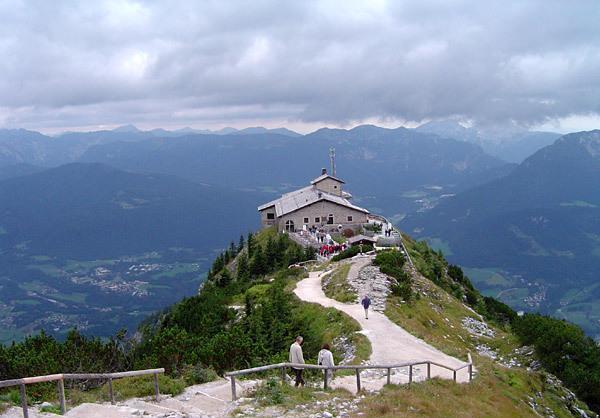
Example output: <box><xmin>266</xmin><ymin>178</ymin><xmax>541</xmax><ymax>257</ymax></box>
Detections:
<box><xmin>285</xmin><ymin>220</ymin><xmax>295</xmax><ymax>232</ymax></box>
<box><xmin>347</xmin><ymin>215</ymin><xmax>353</xmax><ymax>222</ymax></box>
<box><xmin>334</xmin><ymin>185</ymin><xmax>337</xmax><ymax>189</ymax></box>
<box><xmin>267</xmin><ymin>213</ymin><xmax>275</xmax><ymax>220</ymax></box>
<box><xmin>327</xmin><ymin>214</ymin><xmax>334</xmax><ymax>224</ymax></box>
<box><xmin>315</xmin><ymin>217</ymin><xmax>320</xmax><ymax>223</ymax></box>
<box><xmin>303</xmin><ymin>217</ymin><xmax>309</xmax><ymax>224</ymax></box>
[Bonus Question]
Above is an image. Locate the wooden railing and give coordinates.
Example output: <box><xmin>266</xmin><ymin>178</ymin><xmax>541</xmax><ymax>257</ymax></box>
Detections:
<box><xmin>225</xmin><ymin>354</ymin><xmax>473</xmax><ymax>400</ymax></box>
<box><xmin>0</xmin><ymin>368</ymin><xmax>165</xmax><ymax>418</ymax></box>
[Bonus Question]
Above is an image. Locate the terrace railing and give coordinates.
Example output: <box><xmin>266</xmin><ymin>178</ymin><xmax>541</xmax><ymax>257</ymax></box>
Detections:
<box><xmin>0</xmin><ymin>368</ymin><xmax>165</xmax><ymax>418</ymax></box>
<box><xmin>225</xmin><ymin>354</ymin><xmax>473</xmax><ymax>400</ymax></box>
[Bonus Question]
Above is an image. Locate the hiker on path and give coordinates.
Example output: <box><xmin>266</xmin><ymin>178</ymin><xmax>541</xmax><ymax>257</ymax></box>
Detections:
<box><xmin>317</xmin><ymin>343</ymin><xmax>335</xmax><ymax>380</ymax></box>
<box><xmin>361</xmin><ymin>295</ymin><xmax>371</xmax><ymax>319</ymax></box>
<box><xmin>289</xmin><ymin>336</ymin><xmax>305</xmax><ymax>387</ymax></box>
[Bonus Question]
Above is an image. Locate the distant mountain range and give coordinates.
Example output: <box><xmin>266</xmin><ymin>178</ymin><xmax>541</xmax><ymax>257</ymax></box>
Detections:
<box><xmin>402</xmin><ymin>130</ymin><xmax>600</xmax><ymax>338</ymax></box>
<box><xmin>416</xmin><ymin>120</ymin><xmax>561</xmax><ymax>163</ymax></box>
<box><xmin>0</xmin><ymin>126</ymin><xmax>300</xmax><ymax>168</ymax></box>
<box><xmin>77</xmin><ymin>124</ymin><xmax>513</xmax><ymax>218</ymax></box>
<box><xmin>112</xmin><ymin>124</ymin><xmax>302</xmax><ymax>137</ymax></box>
<box><xmin>0</xmin><ymin>124</ymin><xmax>515</xmax><ymax>218</ymax></box>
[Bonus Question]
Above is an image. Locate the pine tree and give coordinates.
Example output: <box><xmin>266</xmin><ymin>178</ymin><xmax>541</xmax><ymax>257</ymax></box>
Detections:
<box><xmin>218</xmin><ymin>268</ymin><xmax>232</xmax><ymax>287</ymax></box>
<box><xmin>247</xmin><ymin>232</ymin><xmax>255</xmax><ymax>258</ymax></box>
<box><xmin>250</xmin><ymin>245</ymin><xmax>266</xmax><ymax>276</ymax></box>
<box><xmin>265</xmin><ymin>236</ymin><xmax>277</xmax><ymax>270</ymax></box>
<box><xmin>237</xmin><ymin>253</ymin><xmax>249</xmax><ymax>282</ymax></box>
<box><xmin>238</xmin><ymin>235</ymin><xmax>245</xmax><ymax>253</ymax></box>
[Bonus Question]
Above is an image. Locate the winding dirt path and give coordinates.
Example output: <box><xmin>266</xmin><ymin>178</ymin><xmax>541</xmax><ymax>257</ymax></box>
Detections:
<box><xmin>294</xmin><ymin>256</ymin><xmax>470</xmax><ymax>391</ymax></box>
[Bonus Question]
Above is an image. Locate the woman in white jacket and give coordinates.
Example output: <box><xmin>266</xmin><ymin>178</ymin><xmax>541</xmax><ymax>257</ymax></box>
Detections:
<box><xmin>317</xmin><ymin>343</ymin><xmax>335</xmax><ymax>380</ymax></box>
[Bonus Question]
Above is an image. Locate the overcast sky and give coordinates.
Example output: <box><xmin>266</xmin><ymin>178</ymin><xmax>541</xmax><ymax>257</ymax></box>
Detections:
<box><xmin>0</xmin><ymin>0</ymin><xmax>599</xmax><ymax>133</ymax></box>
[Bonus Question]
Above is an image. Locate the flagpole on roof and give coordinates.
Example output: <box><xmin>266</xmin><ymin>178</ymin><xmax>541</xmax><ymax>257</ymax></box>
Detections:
<box><xmin>329</xmin><ymin>147</ymin><xmax>336</xmax><ymax>177</ymax></box>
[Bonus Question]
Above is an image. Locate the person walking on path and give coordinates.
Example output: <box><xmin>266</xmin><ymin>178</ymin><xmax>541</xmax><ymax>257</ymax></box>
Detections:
<box><xmin>361</xmin><ymin>295</ymin><xmax>371</xmax><ymax>319</ymax></box>
<box><xmin>289</xmin><ymin>336</ymin><xmax>305</xmax><ymax>387</ymax></box>
<box><xmin>317</xmin><ymin>343</ymin><xmax>335</xmax><ymax>381</ymax></box>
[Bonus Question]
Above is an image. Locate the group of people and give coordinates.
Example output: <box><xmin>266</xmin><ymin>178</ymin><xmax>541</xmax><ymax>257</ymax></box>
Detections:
<box><xmin>318</xmin><ymin>242</ymin><xmax>347</xmax><ymax>258</ymax></box>
<box><xmin>288</xmin><ymin>295</ymin><xmax>372</xmax><ymax>387</ymax></box>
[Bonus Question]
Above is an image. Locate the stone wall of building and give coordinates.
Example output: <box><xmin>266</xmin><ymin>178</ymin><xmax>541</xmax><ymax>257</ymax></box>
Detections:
<box><xmin>259</xmin><ymin>205</ymin><xmax>277</xmax><ymax>228</ymax></box>
<box><xmin>278</xmin><ymin>200</ymin><xmax>368</xmax><ymax>232</ymax></box>
<box><xmin>314</xmin><ymin>177</ymin><xmax>343</xmax><ymax>196</ymax></box>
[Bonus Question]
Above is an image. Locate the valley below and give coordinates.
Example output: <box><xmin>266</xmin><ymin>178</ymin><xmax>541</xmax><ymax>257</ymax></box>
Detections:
<box><xmin>0</xmin><ymin>249</ymin><xmax>210</xmax><ymax>344</ymax></box>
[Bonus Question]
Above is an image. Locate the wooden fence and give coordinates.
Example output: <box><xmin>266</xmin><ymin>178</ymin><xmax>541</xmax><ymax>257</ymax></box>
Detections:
<box><xmin>0</xmin><ymin>368</ymin><xmax>164</xmax><ymax>418</ymax></box>
<box><xmin>225</xmin><ymin>354</ymin><xmax>473</xmax><ymax>400</ymax></box>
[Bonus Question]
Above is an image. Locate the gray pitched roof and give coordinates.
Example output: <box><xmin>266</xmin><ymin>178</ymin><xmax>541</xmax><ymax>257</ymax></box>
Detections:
<box><xmin>347</xmin><ymin>234</ymin><xmax>377</xmax><ymax>245</ymax></box>
<box><xmin>257</xmin><ymin>185</ymin><xmax>369</xmax><ymax>217</ymax></box>
<box><xmin>310</xmin><ymin>173</ymin><xmax>345</xmax><ymax>185</ymax></box>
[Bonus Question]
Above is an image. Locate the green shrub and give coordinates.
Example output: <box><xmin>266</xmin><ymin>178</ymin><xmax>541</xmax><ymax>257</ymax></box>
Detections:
<box><xmin>373</xmin><ymin>250</ymin><xmax>405</xmax><ymax>268</ymax></box>
<box><xmin>513</xmin><ymin>314</ymin><xmax>600</xmax><ymax>413</ymax></box>
<box><xmin>0</xmin><ymin>389</ymin><xmax>21</xmax><ymax>406</ymax></box>
<box><xmin>106</xmin><ymin>375</ymin><xmax>186</xmax><ymax>401</ymax></box>
<box><xmin>331</xmin><ymin>245</ymin><xmax>373</xmax><ymax>261</ymax></box>
<box><xmin>363</xmin><ymin>223</ymin><xmax>382</xmax><ymax>233</ymax></box>
<box><xmin>40</xmin><ymin>404</ymin><xmax>62</xmax><ymax>414</ymax></box>
<box><xmin>391</xmin><ymin>283</ymin><xmax>413</xmax><ymax>301</ymax></box>
<box><xmin>181</xmin><ymin>364</ymin><xmax>218</xmax><ymax>386</ymax></box>
<box><xmin>375</xmin><ymin>250</ymin><xmax>412</xmax><ymax>301</ymax></box>
<box><xmin>481</xmin><ymin>296</ymin><xmax>517</xmax><ymax>325</ymax></box>
<box><xmin>254</xmin><ymin>378</ymin><xmax>284</xmax><ymax>405</ymax></box>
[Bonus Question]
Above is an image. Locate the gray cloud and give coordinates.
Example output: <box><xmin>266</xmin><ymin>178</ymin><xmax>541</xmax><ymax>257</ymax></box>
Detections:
<box><xmin>0</xmin><ymin>0</ymin><xmax>599</xmax><ymax>131</ymax></box>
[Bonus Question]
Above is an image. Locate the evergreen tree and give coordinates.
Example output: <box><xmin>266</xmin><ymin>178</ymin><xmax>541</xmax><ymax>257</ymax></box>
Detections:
<box><xmin>250</xmin><ymin>245</ymin><xmax>266</xmax><ymax>276</ymax></box>
<box><xmin>247</xmin><ymin>232</ymin><xmax>255</xmax><ymax>258</ymax></box>
<box><xmin>265</xmin><ymin>236</ymin><xmax>277</xmax><ymax>269</ymax></box>
<box><xmin>238</xmin><ymin>234</ymin><xmax>245</xmax><ymax>253</ymax></box>
<box><xmin>237</xmin><ymin>253</ymin><xmax>250</xmax><ymax>282</ymax></box>
<box><xmin>217</xmin><ymin>269</ymin><xmax>232</xmax><ymax>287</ymax></box>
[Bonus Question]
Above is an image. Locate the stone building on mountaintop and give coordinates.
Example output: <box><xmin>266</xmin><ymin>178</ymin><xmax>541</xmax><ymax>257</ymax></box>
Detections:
<box><xmin>257</xmin><ymin>168</ymin><xmax>370</xmax><ymax>233</ymax></box>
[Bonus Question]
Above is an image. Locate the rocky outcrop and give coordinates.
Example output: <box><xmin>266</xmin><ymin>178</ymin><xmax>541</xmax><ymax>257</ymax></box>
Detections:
<box><xmin>345</xmin><ymin>259</ymin><xmax>391</xmax><ymax>312</ymax></box>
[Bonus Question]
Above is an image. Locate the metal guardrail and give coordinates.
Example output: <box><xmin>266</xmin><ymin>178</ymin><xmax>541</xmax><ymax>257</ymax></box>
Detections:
<box><xmin>0</xmin><ymin>368</ymin><xmax>165</xmax><ymax>417</ymax></box>
<box><xmin>225</xmin><ymin>354</ymin><xmax>473</xmax><ymax>400</ymax></box>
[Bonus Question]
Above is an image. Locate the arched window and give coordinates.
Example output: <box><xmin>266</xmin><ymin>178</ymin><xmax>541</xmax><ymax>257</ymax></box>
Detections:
<box><xmin>327</xmin><ymin>214</ymin><xmax>334</xmax><ymax>224</ymax></box>
<box><xmin>285</xmin><ymin>220</ymin><xmax>295</xmax><ymax>232</ymax></box>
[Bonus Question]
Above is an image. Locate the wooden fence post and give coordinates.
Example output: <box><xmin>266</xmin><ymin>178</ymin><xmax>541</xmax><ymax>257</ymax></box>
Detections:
<box><xmin>427</xmin><ymin>362</ymin><xmax>431</xmax><ymax>379</ymax></box>
<box><xmin>19</xmin><ymin>383</ymin><xmax>28</xmax><ymax>418</ymax></box>
<box><xmin>386</xmin><ymin>368</ymin><xmax>391</xmax><ymax>385</ymax></box>
<box><xmin>230</xmin><ymin>376</ymin><xmax>237</xmax><ymax>401</ymax></box>
<box><xmin>355</xmin><ymin>369</ymin><xmax>361</xmax><ymax>393</ymax></box>
<box><xmin>323</xmin><ymin>369</ymin><xmax>328</xmax><ymax>390</ymax></box>
<box><xmin>280</xmin><ymin>367</ymin><xmax>286</xmax><ymax>384</ymax></box>
<box><xmin>409</xmin><ymin>365</ymin><xmax>413</xmax><ymax>384</ymax></box>
<box><xmin>453</xmin><ymin>370</ymin><xmax>457</xmax><ymax>382</ymax></box>
<box><xmin>468</xmin><ymin>364</ymin><xmax>473</xmax><ymax>382</ymax></box>
<box><xmin>108</xmin><ymin>378</ymin><xmax>115</xmax><ymax>405</ymax></box>
<box><xmin>57</xmin><ymin>378</ymin><xmax>66</xmax><ymax>414</ymax></box>
<box><xmin>153</xmin><ymin>373</ymin><xmax>160</xmax><ymax>402</ymax></box>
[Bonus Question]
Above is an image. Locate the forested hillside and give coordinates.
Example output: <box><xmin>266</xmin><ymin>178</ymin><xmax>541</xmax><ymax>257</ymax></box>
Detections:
<box><xmin>403</xmin><ymin>130</ymin><xmax>600</xmax><ymax>339</ymax></box>
<box><xmin>1</xmin><ymin>229</ymin><xmax>599</xmax><ymax>415</ymax></box>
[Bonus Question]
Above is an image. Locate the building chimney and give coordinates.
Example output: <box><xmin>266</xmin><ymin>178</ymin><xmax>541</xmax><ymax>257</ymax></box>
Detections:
<box><xmin>321</xmin><ymin>168</ymin><xmax>327</xmax><ymax>175</ymax></box>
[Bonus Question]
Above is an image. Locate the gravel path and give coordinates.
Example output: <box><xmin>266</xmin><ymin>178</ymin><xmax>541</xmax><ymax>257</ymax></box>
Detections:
<box><xmin>294</xmin><ymin>256</ymin><xmax>470</xmax><ymax>391</ymax></box>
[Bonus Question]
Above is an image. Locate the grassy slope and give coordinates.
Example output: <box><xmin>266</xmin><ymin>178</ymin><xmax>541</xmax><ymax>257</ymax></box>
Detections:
<box><xmin>322</xmin><ymin>264</ymin><xmax>355</xmax><ymax>303</ymax></box>
<box><xmin>355</xmin><ymin>237</ymin><xmax>592</xmax><ymax>417</ymax></box>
